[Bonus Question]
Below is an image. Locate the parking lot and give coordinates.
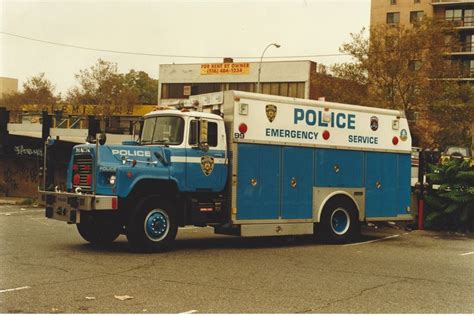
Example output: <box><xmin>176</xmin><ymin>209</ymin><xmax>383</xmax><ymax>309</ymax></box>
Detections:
<box><xmin>0</xmin><ymin>204</ymin><xmax>473</xmax><ymax>313</ymax></box>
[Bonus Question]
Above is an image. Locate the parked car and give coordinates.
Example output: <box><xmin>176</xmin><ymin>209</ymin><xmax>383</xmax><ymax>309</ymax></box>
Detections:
<box><xmin>439</xmin><ymin>146</ymin><xmax>472</xmax><ymax>166</ymax></box>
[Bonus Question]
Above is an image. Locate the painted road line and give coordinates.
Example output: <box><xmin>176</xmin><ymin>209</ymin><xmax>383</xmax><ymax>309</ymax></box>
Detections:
<box><xmin>343</xmin><ymin>234</ymin><xmax>400</xmax><ymax>247</ymax></box>
<box><xmin>179</xmin><ymin>310</ymin><xmax>198</xmax><ymax>314</ymax></box>
<box><xmin>460</xmin><ymin>251</ymin><xmax>474</xmax><ymax>256</ymax></box>
<box><xmin>0</xmin><ymin>286</ymin><xmax>31</xmax><ymax>293</ymax></box>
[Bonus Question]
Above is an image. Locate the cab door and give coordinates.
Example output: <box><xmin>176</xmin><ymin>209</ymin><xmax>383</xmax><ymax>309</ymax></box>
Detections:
<box><xmin>185</xmin><ymin>118</ymin><xmax>227</xmax><ymax>192</ymax></box>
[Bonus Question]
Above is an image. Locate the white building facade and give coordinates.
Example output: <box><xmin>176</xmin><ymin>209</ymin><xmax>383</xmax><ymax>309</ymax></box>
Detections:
<box><xmin>158</xmin><ymin>60</ymin><xmax>317</xmax><ymax>104</ymax></box>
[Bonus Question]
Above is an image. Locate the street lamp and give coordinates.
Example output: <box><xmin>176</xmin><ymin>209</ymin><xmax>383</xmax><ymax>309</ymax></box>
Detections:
<box><xmin>257</xmin><ymin>43</ymin><xmax>281</xmax><ymax>93</ymax></box>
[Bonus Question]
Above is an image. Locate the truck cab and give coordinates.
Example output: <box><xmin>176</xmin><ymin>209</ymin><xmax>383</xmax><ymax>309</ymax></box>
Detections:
<box><xmin>44</xmin><ymin>108</ymin><xmax>229</xmax><ymax>251</ymax></box>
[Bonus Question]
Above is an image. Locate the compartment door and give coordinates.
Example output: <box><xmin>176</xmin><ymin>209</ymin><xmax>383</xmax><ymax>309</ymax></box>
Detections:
<box><xmin>236</xmin><ymin>144</ymin><xmax>280</xmax><ymax>220</ymax></box>
<box><xmin>365</xmin><ymin>152</ymin><xmax>398</xmax><ymax>218</ymax></box>
<box><xmin>281</xmin><ymin>147</ymin><xmax>313</xmax><ymax>219</ymax></box>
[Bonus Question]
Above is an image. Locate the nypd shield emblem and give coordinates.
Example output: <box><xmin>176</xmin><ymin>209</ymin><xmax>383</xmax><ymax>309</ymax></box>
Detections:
<box><xmin>201</xmin><ymin>156</ymin><xmax>215</xmax><ymax>176</ymax></box>
<box><xmin>266</xmin><ymin>104</ymin><xmax>277</xmax><ymax>123</ymax></box>
<box><xmin>370</xmin><ymin>116</ymin><xmax>379</xmax><ymax>131</ymax></box>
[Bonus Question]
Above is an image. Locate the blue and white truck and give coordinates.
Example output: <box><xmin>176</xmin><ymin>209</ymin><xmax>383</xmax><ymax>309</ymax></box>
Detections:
<box><xmin>41</xmin><ymin>91</ymin><xmax>413</xmax><ymax>251</ymax></box>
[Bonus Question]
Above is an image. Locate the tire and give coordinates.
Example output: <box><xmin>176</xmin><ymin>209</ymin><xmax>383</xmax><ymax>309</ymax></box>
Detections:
<box><xmin>126</xmin><ymin>197</ymin><xmax>178</xmax><ymax>252</ymax></box>
<box><xmin>318</xmin><ymin>197</ymin><xmax>360</xmax><ymax>244</ymax></box>
<box><xmin>76</xmin><ymin>215</ymin><xmax>121</xmax><ymax>245</ymax></box>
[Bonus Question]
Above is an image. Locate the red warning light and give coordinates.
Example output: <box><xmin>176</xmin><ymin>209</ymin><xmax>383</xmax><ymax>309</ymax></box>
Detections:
<box><xmin>239</xmin><ymin>123</ymin><xmax>248</xmax><ymax>134</ymax></box>
<box><xmin>72</xmin><ymin>174</ymin><xmax>80</xmax><ymax>185</ymax></box>
<box><xmin>392</xmin><ymin>136</ymin><xmax>399</xmax><ymax>145</ymax></box>
<box><xmin>322</xmin><ymin>130</ymin><xmax>330</xmax><ymax>140</ymax></box>
<box><xmin>86</xmin><ymin>175</ymin><xmax>92</xmax><ymax>185</ymax></box>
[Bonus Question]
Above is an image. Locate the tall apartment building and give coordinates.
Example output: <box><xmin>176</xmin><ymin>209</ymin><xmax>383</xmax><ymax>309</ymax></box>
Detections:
<box><xmin>371</xmin><ymin>0</ymin><xmax>474</xmax><ymax>80</ymax></box>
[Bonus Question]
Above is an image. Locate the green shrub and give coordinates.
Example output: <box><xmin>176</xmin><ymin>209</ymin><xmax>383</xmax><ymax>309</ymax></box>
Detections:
<box><xmin>425</xmin><ymin>160</ymin><xmax>474</xmax><ymax>232</ymax></box>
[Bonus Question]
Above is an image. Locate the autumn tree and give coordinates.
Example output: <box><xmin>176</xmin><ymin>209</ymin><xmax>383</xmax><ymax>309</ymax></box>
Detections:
<box><xmin>124</xmin><ymin>70</ymin><xmax>158</xmax><ymax>105</ymax></box>
<box><xmin>310</xmin><ymin>71</ymin><xmax>370</xmax><ymax>106</ymax></box>
<box><xmin>331</xmin><ymin>19</ymin><xmax>473</xmax><ymax>148</ymax></box>
<box><xmin>1</xmin><ymin>73</ymin><xmax>58</xmax><ymax>111</ymax></box>
<box><xmin>67</xmin><ymin>59</ymin><xmax>139</xmax><ymax>116</ymax></box>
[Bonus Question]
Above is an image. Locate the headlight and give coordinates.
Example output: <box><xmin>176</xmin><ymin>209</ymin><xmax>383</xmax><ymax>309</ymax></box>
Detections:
<box><xmin>109</xmin><ymin>175</ymin><xmax>117</xmax><ymax>185</ymax></box>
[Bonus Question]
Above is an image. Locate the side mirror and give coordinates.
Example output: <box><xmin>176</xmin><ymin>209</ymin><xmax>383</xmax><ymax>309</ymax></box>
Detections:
<box><xmin>98</xmin><ymin>133</ymin><xmax>107</xmax><ymax>146</ymax></box>
<box><xmin>190</xmin><ymin>119</ymin><xmax>210</xmax><ymax>152</ymax></box>
<box><xmin>198</xmin><ymin>119</ymin><xmax>209</xmax><ymax>152</ymax></box>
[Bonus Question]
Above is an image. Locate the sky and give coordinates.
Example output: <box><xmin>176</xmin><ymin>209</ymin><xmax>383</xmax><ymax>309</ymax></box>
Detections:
<box><xmin>1</xmin><ymin>0</ymin><xmax>371</xmax><ymax>95</ymax></box>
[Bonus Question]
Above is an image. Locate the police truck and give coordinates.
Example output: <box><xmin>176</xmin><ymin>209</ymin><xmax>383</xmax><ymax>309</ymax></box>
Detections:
<box><xmin>41</xmin><ymin>91</ymin><xmax>413</xmax><ymax>251</ymax></box>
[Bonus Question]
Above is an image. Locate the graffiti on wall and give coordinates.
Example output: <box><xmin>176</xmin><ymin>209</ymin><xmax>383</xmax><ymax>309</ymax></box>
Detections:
<box><xmin>13</xmin><ymin>145</ymin><xmax>43</xmax><ymax>157</ymax></box>
<box><xmin>0</xmin><ymin>164</ymin><xmax>39</xmax><ymax>196</ymax></box>
<box><xmin>1</xmin><ymin>167</ymin><xmax>19</xmax><ymax>196</ymax></box>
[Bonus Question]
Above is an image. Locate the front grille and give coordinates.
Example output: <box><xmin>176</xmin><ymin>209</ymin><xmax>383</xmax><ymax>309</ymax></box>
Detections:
<box><xmin>73</xmin><ymin>154</ymin><xmax>93</xmax><ymax>192</ymax></box>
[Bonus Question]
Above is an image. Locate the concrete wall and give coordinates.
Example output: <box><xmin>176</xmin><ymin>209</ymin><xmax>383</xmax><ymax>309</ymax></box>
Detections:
<box><xmin>0</xmin><ymin>77</ymin><xmax>18</xmax><ymax>99</ymax></box>
<box><xmin>0</xmin><ymin>157</ymin><xmax>45</xmax><ymax>198</ymax></box>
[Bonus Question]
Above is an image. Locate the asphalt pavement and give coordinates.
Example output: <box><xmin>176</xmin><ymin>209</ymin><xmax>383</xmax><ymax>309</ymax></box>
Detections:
<box><xmin>0</xmin><ymin>204</ymin><xmax>473</xmax><ymax>313</ymax></box>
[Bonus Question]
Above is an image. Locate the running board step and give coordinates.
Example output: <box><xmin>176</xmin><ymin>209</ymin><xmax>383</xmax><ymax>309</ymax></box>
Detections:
<box><xmin>240</xmin><ymin>223</ymin><xmax>313</xmax><ymax>237</ymax></box>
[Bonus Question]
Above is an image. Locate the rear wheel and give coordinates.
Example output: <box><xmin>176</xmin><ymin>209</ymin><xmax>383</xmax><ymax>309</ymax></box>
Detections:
<box><xmin>126</xmin><ymin>197</ymin><xmax>178</xmax><ymax>252</ymax></box>
<box><xmin>318</xmin><ymin>197</ymin><xmax>360</xmax><ymax>244</ymax></box>
<box><xmin>76</xmin><ymin>215</ymin><xmax>121</xmax><ymax>245</ymax></box>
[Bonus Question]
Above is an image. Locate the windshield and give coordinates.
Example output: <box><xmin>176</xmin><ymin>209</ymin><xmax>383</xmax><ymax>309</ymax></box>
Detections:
<box><xmin>141</xmin><ymin>116</ymin><xmax>184</xmax><ymax>145</ymax></box>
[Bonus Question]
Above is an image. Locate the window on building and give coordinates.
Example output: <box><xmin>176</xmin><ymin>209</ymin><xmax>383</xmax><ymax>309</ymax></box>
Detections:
<box><xmin>228</xmin><ymin>83</ymin><xmax>255</xmax><ymax>92</ymax></box>
<box><xmin>390</xmin><ymin>0</ymin><xmax>396</xmax><ymax>5</ymax></box>
<box><xmin>162</xmin><ymin>81</ymin><xmax>306</xmax><ymax>100</ymax></box>
<box><xmin>410</xmin><ymin>11</ymin><xmax>424</xmax><ymax>24</ymax></box>
<box><xmin>161</xmin><ymin>83</ymin><xmax>223</xmax><ymax>99</ymax></box>
<box><xmin>408</xmin><ymin>60</ymin><xmax>422</xmax><ymax>71</ymax></box>
<box><xmin>464</xmin><ymin>9</ymin><xmax>474</xmax><ymax>26</ymax></box>
<box><xmin>445</xmin><ymin>9</ymin><xmax>462</xmax><ymax>22</ymax></box>
<box><xmin>464</xmin><ymin>34</ymin><xmax>474</xmax><ymax>52</ymax></box>
<box><xmin>191</xmin><ymin>83</ymin><xmax>222</xmax><ymax>95</ymax></box>
<box><xmin>386</xmin><ymin>12</ymin><xmax>400</xmax><ymax>24</ymax></box>
<box><xmin>414</xmin><ymin>0</ymin><xmax>420</xmax><ymax>3</ymax></box>
<box><xmin>461</xmin><ymin>60</ymin><xmax>474</xmax><ymax>77</ymax></box>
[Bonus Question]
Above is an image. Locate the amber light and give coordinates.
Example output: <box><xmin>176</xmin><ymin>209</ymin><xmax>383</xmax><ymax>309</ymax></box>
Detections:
<box><xmin>239</xmin><ymin>123</ymin><xmax>248</xmax><ymax>134</ymax></box>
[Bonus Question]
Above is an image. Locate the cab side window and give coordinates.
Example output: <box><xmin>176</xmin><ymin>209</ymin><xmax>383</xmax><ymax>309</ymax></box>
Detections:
<box><xmin>189</xmin><ymin>120</ymin><xmax>218</xmax><ymax>147</ymax></box>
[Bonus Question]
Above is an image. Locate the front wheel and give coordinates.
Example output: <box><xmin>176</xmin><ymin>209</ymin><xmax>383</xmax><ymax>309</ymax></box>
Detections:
<box><xmin>126</xmin><ymin>198</ymin><xmax>178</xmax><ymax>252</ymax></box>
<box><xmin>76</xmin><ymin>215</ymin><xmax>121</xmax><ymax>245</ymax></box>
<box><xmin>318</xmin><ymin>198</ymin><xmax>360</xmax><ymax>244</ymax></box>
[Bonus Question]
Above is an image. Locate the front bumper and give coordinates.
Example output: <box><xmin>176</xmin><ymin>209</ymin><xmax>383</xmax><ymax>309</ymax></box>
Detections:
<box><xmin>40</xmin><ymin>191</ymin><xmax>118</xmax><ymax>224</ymax></box>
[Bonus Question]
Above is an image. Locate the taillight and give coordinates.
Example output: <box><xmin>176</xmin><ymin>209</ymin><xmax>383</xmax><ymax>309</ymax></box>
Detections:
<box><xmin>72</xmin><ymin>164</ymin><xmax>78</xmax><ymax>171</ymax></box>
<box><xmin>73</xmin><ymin>174</ymin><xmax>80</xmax><ymax>185</ymax></box>
<box><xmin>86</xmin><ymin>175</ymin><xmax>92</xmax><ymax>186</ymax></box>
